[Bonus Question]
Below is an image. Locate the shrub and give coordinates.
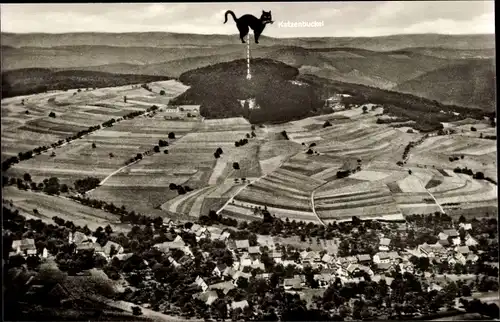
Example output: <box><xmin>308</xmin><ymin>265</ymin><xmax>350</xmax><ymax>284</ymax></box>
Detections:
<box><xmin>49</xmin><ymin>112</ymin><xmax>56</xmax><ymax>118</ymax></box>
<box><xmin>233</xmin><ymin>162</ymin><xmax>240</xmax><ymax>170</ymax></box>
<box><xmin>323</xmin><ymin>121</ymin><xmax>332</xmax><ymax>128</ymax></box>
<box><xmin>132</xmin><ymin>306</ymin><xmax>142</xmax><ymax>316</ymax></box>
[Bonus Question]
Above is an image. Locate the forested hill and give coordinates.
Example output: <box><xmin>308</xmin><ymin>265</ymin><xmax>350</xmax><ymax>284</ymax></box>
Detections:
<box><xmin>170</xmin><ymin>58</ymin><xmax>324</xmax><ymax>124</ymax></box>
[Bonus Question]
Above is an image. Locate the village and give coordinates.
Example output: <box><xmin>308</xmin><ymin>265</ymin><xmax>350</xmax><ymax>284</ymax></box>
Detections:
<box><xmin>6</xmin><ymin>205</ymin><xmax>499</xmax><ymax>320</ymax></box>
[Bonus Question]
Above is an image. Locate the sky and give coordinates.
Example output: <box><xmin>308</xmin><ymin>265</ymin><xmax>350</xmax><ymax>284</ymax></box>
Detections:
<box><xmin>0</xmin><ymin>1</ymin><xmax>495</xmax><ymax>38</ymax></box>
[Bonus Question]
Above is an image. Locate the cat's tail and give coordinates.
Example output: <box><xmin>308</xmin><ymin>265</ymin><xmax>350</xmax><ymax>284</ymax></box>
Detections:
<box><xmin>224</xmin><ymin>10</ymin><xmax>238</xmax><ymax>24</ymax></box>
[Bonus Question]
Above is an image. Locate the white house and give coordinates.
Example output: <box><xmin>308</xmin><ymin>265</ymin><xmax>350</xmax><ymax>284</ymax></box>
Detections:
<box><xmin>373</xmin><ymin>252</ymin><xmax>391</xmax><ymax>264</ymax></box>
<box><xmin>168</xmin><ymin>256</ymin><xmax>181</xmax><ymax>268</ymax></box>
<box><xmin>235</xmin><ymin>240</ymin><xmax>250</xmax><ymax>250</ymax></box>
<box><xmin>322</xmin><ymin>254</ymin><xmax>334</xmax><ymax>264</ymax></box>
<box><xmin>455</xmin><ymin>253</ymin><xmax>467</xmax><ymax>265</ymax></box>
<box><xmin>465</xmin><ymin>235</ymin><xmax>479</xmax><ymax>247</ymax></box>
<box><xmin>379</xmin><ymin>238</ymin><xmax>391</xmax><ymax>251</ymax></box>
<box><xmin>438</xmin><ymin>232</ymin><xmax>448</xmax><ymax>240</ymax></box>
<box><xmin>240</xmin><ymin>254</ymin><xmax>252</xmax><ymax>267</ymax></box>
<box><xmin>231</xmin><ymin>300</ymin><xmax>249</xmax><ymax>310</ymax></box>
<box><xmin>102</xmin><ymin>241</ymin><xmax>124</xmax><ymax>257</ymax></box>
<box><xmin>195</xmin><ymin>276</ymin><xmax>209</xmax><ymax>292</ymax></box>
<box><xmin>213</xmin><ymin>263</ymin><xmax>228</xmax><ymax>278</ymax></box>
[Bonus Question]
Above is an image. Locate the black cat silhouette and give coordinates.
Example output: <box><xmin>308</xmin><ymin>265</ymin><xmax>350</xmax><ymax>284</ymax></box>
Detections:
<box><xmin>224</xmin><ymin>10</ymin><xmax>273</xmax><ymax>44</ymax></box>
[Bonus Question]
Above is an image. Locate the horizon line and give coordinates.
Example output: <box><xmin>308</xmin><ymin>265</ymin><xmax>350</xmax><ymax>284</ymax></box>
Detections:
<box><xmin>1</xmin><ymin>31</ymin><xmax>495</xmax><ymax>39</ymax></box>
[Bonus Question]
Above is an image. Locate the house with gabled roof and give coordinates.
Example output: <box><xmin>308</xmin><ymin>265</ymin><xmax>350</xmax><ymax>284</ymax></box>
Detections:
<box><xmin>339</xmin><ymin>256</ymin><xmax>358</xmax><ymax>266</ymax></box>
<box><xmin>358</xmin><ymin>265</ymin><xmax>374</xmax><ymax>276</ymax></box>
<box><xmin>321</xmin><ymin>254</ymin><xmax>334</xmax><ymax>264</ymax></box>
<box><xmin>102</xmin><ymin>241</ymin><xmax>124</xmax><ymax>257</ymax></box>
<box><xmin>248</xmin><ymin>246</ymin><xmax>261</xmax><ymax>255</ymax></box>
<box><xmin>451</xmin><ymin>237</ymin><xmax>461</xmax><ymax>246</ymax></box>
<box><xmin>219</xmin><ymin>231</ymin><xmax>231</xmax><ymax>242</ymax></box>
<box><xmin>12</xmin><ymin>239</ymin><xmax>36</xmax><ymax>256</ymax></box>
<box><xmin>357</xmin><ymin>254</ymin><xmax>371</xmax><ymax>263</ymax></box>
<box><xmin>443</xmin><ymin>229</ymin><xmax>459</xmax><ymax>238</ymax></box>
<box><xmin>314</xmin><ymin>274</ymin><xmax>334</xmax><ymax>288</ymax></box>
<box><xmin>438</xmin><ymin>238</ymin><xmax>450</xmax><ymax>247</ymax></box>
<box><xmin>231</xmin><ymin>270</ymin><xmax>251</xmax><ymax>284</ymax></box>
<box><xmin>207</xmin><ymin>226</ymin><xmax>222</xmax><ymax>236</ymax></box>
<box><xmin>379</xmin><ymin>238</ymin><xmax>391</xmax><ymax>251</ymax></box>
<box><xmin>153</xmin><ymin>240</ymin><xmax>186</xmax><ymax>253</ymax></box>
<box><xmin>373</xmin><ymin>252</ymin><xmax>390</xmax><ymax>264</ymax></box>
<box><xmin>75</xmin><ymin>241</ymin><xmax>102</xmax><ymax>253</ymax></box>
<box><xmin>235</xmin><ymin>239</ymin><xmax>250</xmax><ymax>250</ymax></box>
<box><xmin>438</xmin><ymin>232</ymin><xmax>448</xmax><ymax>240</ymax></box>
<box><xmin>223</xmin><ymin>266</ymin><xmax>236</xmax><ymax>279</ymax></box>
<box><xmin>456</xmin><ymin>245</ymin><xmax>470</xmax><ymax>254</ymax></box>
<box><xmin>346</xmin><ymin>263</ymin><xmax>359</xmax><ymax>276</ymax></box>
<box><xmin>466</xmin><ymin>254</ymin><xmax>479</xmax><ymax>263</ymax></box>
<box><xmin>271</xmin><ymin>251</ymin><xmax>283</xmax><ymax>263</ymax></box>
<box><xmin>283</xmin><ymin>277</ymin><xmax>303</xmax><ymax>290</ymax></box>
<box><xmin>68</xmin><ymin>232</ymin><xmax>89</xmax><ymax>245</ymax></box>
<box><xmin>209</xmin><ymin>281</ymin><xmax>236</xmax><ymax>295</ymax></box>
<box><xmin>240</xmin><ymin>253</ymin><xmax>252</xmax><ymax>267</ymax></box>
<box><xmin>196</xmin><ymin>227</ymin><xmax>210</xmax><ymax>239</ymax></box>
<box><xmin>231</xmin><ymin>300</ymin><xmax>249</xmax><ymax>310</ymax></box>
<box><xmin>195</xmin><ymin>275</ymin><xmax>208</xmax><ymax>292</ymax></box>
<box><xmin>375</xmin><ymin>262</ymin><xmax>392</xmax><ymax>271</ymax></box>
<box><xmin>193</xmin><ymin>290</ymin><xmax>218</xmax><ymax>306</ymax></box>
<box><xmin>190</xmin><ymin>224</ymin><xmax>202</xmax><ymax>233</ymax></box>
<box><xmin>257</xmin><ymin>235</ymin><xmax>275</xmax><ymax>249</ymax></box>
<box><xmin>250</xmin><ymin>260</ymin><xmax>265</xmax><ymax>271</ymax></box>
<box><xmin>213</xmin><ymin>263</ymin><xmax>228</xmax><ymax>278</ymax></box>
<box><xmin>168</xmin><ymin>256</ymin><xmax>181</xmax><ymax>268</ymax></box>
<box><xmin>465</xmin><ymin>235</ymin><xmax>479</xmax><ymax>247</ymax></box>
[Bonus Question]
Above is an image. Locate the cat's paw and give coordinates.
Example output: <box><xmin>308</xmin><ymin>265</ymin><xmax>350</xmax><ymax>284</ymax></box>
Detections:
<box><xmin>255</xmin><ymin>41</ymin><xmax>259</xmax><ymax>44</ymax></box>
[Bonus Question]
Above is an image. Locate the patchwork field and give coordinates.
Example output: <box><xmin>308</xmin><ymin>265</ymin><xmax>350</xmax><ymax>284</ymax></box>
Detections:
<box><xmin>3</xmin><ymin>81</ymin><xmax>497</xmax><ymax>225</ymax></box>
<box><xmin>2</xmin><ymin>186</ymin><xmax>129</xmax><ymax>232</ymax></box>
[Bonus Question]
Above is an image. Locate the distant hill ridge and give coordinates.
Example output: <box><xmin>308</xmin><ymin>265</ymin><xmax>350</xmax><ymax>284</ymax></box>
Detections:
<box><xmin>2</xmin><ymin>32</ymin><xmax>494</xmax><ymax>50</ymax></box>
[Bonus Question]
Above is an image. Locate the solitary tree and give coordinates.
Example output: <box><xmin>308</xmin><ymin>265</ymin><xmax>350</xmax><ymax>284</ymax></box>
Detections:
<box><xmin>160</xmin><ymin>90</ymin><xmax>166</xmax><ymax>96</ymax></box>
<box><xmin>168</xmin><ymin>132</ymin><xmax>176</xmax><ymax>139</ymax></box>
<box><xmin>92</xmin><ymin>143</ymin><xmax>96</xmax><ymax>149</ymax></box>
<box><xmin>233</xmin><ymin>162</ymin><xmax>240</xmax><ymax>170</ymax></box>
<box><xmin>124</xmin><ymin>96</ymin><xmax>127</xmax><ymax>103</ymax></box>
<box><xmin>49</xmin><ymin>112</ymin><xmax>56</xmax><ymax>118</ymax></box>
<box><xmin>132</xmin><ymin>306</ymin><xmax>142</xmax><ymax>316</ymax></box>
<box><xmin>23</xmin><ymin>173</ymin><xmax>32</xmax><ymax>182</ymax></box>
<box><xmin>362</xmin><ymin>106</ymin><xmax>368</xmax><ymax>114</ymax></box>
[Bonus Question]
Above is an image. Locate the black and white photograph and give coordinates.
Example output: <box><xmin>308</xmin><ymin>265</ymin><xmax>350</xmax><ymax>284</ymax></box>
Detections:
<box><xmin>1</xmin><ymin>1</ymin><xmax>498</xmax><ymax>321</ymax></box>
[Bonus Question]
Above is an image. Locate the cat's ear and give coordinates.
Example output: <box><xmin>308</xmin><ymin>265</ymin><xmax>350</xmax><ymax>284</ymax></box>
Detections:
<box><xmin>262</xmin><ymin>10</ymin><xmax>265</xmax><ymax>13</ymax></box>
<box><xmin>269</xmin><ymin>10</ymin><xmax>271</xmax><ymax>14</ymax></box>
